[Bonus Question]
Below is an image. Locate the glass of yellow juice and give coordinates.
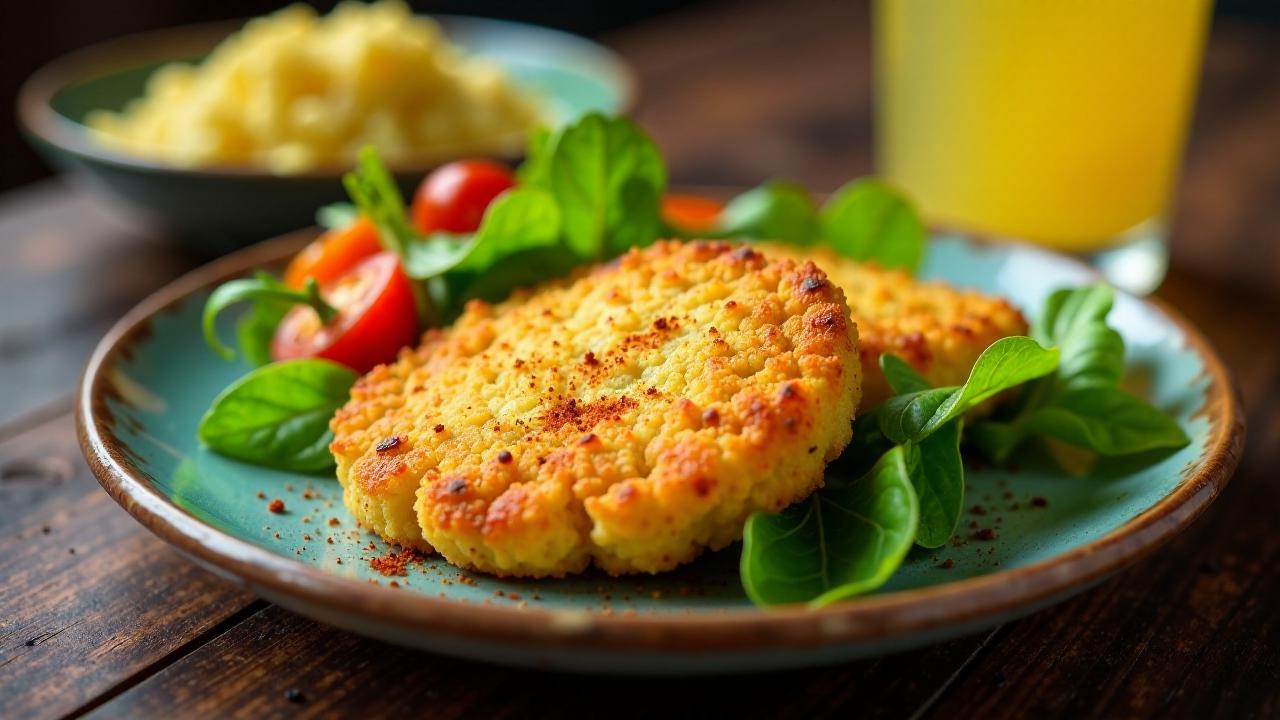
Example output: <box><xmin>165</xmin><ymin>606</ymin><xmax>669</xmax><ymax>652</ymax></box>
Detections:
<box><xmin>875</xmin><ymin>0</ymin><xmax>1212</xmax><ymax>293</ymax></box>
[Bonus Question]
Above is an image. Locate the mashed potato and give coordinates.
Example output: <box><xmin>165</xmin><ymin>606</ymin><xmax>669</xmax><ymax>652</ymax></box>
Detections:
<box><xmin>87</xmin><ymin>1</ymin><xmax>543</xmax><ymax>173</ymax></box>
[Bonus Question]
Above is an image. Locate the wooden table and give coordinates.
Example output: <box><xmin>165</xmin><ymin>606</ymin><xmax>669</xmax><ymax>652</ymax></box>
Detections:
<box><xmin>3</xmin><ymin>1</ymin><xmax>1278</xmax><ymax>717</ymax></box>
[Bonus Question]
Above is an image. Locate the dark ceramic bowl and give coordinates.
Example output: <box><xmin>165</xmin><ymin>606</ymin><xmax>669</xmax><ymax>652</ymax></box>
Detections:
<box><xmin>18</xmin><ymin>16</ymin><xmax>635</xmax><ymax>254</ymax></box>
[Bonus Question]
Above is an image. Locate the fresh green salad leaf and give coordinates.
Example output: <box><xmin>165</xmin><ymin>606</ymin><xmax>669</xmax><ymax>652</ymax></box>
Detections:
<box><xmin>1036</xmin><ymin>285</ymin><xmax>1124</xmax><ymax>391</ymax></box>
<box><xmin>198</xmin><ymin>359</ymin><xmax>357</xmax><ymax>472</ymax></box>
<box><xmin>878</xmin><ymin>337</ymin><xmax>1060</xmax><ymax>444</ymax></box>
<box><xmin>991</xmin><ymin>386</ymin><xmax>1190</xmax><ymax>457</ymax></box>
<box><xmin>202</xmin><ymin>273</ymin><xmax>336</xmax><ymax>361</ymax></box>
<box><xmin>1033</xmin><ymin>284</ymin><xmax>1115</xmax><ymax>346</ymax></box>
<box><xmin>973</xmin><ymin>285</ymin><xmax>1189</xmax><ymax>461</ymax></box>
<box><xmin>719</xmin><ymin>181</ymin><xmax>821</xmax><ymax>245</ymax></box>
<box><xmin>880</xmin><ymin>353</ymin><xmax>931</xmax><ymax>395</ymax></box>
<box><xmin>880</xmin><ymin>354</ymin><xmax>964</xmax><ymax>548</ymax></box>
<box><xmin>407</xmin><ymin>188</ymin><xmax>567</xmax><ymax>321</ymax></box>
<box><xmin>316</xmin><ymin>202</ymin><xmax>358</xmax><ymax>231</ymax></box>
<box><xmin>522</xmin><ymin>113</ymin><xmax>666</xmax><ymax>259</ymax></box>
<box><xmin>342</xmin><ymin>148</ymin><xmax>416</xmax><ymax>258</ymax></box>
<box><xmin>450</xmin><ymin>188</ymin><xmax>563</xmax><ymax>272</ymax></box>
<box><xmin>741</xmin><ymin>446</ymin><xmax>918</xmax><ymax>606</ymax></box>
<box><xmin>906</xmin><ymin>420</ymin><xmax>964</xmax><ymax>548</ymax></box>
<box><xmin>821</xmin><ymin>179</ymin><xmax>925</xmax><ymax>272</ymax></box>
<box><xmin>235</xmin><ymin>293</ymin><xmax>291</xmax><ymax>367</ymax></box>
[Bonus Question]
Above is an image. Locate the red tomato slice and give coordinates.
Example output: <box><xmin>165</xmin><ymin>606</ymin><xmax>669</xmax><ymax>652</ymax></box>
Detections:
<box><xmin>284</xmin><ymin>216</ymin><xmax>383</xmax><ymax>289</ymax></box>
<box><xmin>411</xmin><ymin>160</ymin><xmax>516</xmax><ymax>234</ymax></box>
<box><xmin>271</xmin><ymin>252</ymin><xmax>419</xmax><ymax>374</ymax></box>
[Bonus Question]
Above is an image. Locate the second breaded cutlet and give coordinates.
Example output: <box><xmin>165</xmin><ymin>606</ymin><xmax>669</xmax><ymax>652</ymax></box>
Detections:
<box><xmin>330</xmin><ymin>241</ymin><xmax>861</xmax><ymax>577</ymax></box>
<box><xmin>752</xmin><ymin>242</ymin><xmax>1028</xmax><ymax>407</ymax></box>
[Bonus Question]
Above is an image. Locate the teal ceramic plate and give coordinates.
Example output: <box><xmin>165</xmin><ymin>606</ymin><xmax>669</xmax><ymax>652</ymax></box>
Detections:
<box><xmin>18</xmin><ymin>16</ymin><xmax>634</xmax><ymax>249</ymax></box>
<box><xmin>78</xmin><ymin>232</ymin><xmax>1243</xmax><ymax>674</ymax></box>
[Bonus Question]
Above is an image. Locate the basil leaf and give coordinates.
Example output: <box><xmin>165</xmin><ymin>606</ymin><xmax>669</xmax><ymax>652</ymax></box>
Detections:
<box><xmin>453</xmin><ymin>188</ymin><xmax>563</xmax><ymax>271</ymax></box>
<box><xmin>821</xmin><ymin>179</ymin><xmax>925</xmax><ymax>272</ymax></box>
<box><xmin>719</xmin><ymin>180</ymin><xmax>820</xmax><ymax>245</ymax></box>
<box><xmin>1020</xmin><ymin>386</ymin><xmax>1190</xmax><ymax>455</ymax></box>
<box><xmin>879</xmin><ymin>337</ymin><xmax>1059</xmax><ymax>443</ymax></box>
<box><xmin>880</xmin><ymin>353</ymin><xmax>930</xmax><ymax>395</ymax></box>
<box><xmin>740</xmin><ymin>445</ymin><xmax>918</xmax><ymax>607</ymax></box>
<box><xmin>402</xmin><ymin>189</ymin><xmax>563</xmax><ymax>279</ymax></box>
<box><xmin>202</xmin><ymin>274</ymin><xmax>336</xmax><ymax>361</ymax></box>
<box><xmin>316</xmin><ymin>202</ymin><xmax>358</xmax><ymax>231</ymax></box>
<box><xmin>198</xmin><ymin>359</ymin><xmax>357</xmax><ymax>472</ymax></box>
<box><xmin>401</xmin><ymin>188</ymin><xmax>571</xmax><ymax>320</ymax></box>
<box><xmin>907</xmin><ymin>420</ymin><xmax>964</xmax><ymax>548</ymax></box>
<box><xmin>528</xmin><ymin>113</ymin><xmax>666</xmax><ymax>260</ymax></box>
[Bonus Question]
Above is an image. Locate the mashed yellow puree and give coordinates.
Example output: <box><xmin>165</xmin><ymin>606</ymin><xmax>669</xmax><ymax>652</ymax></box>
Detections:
<box><xmin>87</xmin><ymin>1</ymin><xmax>543</xmax><ymax>173</ymax></box>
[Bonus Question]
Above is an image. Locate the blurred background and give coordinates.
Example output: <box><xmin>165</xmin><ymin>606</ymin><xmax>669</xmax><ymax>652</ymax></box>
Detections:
<box><xmin>4</xmin><ymin>0</ymin><xmax>1278</xmax><ymax>192</ymax></box>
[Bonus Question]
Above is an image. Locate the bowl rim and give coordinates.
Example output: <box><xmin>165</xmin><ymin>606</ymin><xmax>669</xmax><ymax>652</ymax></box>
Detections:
<box><xmin>17</xmin><ymin>14</ymin><xmax>639</xmax><ymax>180</ymax></box>
<box><xmin>75</xmin><ymin>228</ymin><xmax>1245</xmax><ymax>654</ymax></box>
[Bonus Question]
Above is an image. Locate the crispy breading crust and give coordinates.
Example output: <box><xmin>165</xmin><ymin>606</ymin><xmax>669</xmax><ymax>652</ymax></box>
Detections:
<box><xmin>751</xmin><ymin>243</ymin><xmax>1028</xmax><ymax>407</ymax></box>
<box><xmin>330</xmin><ymin>241</ymin><xmax>861</xmax><ymax>577</ymax></box>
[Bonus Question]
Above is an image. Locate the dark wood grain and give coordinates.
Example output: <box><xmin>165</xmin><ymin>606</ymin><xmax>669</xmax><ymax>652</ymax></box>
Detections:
<box><xmin>0</xmin><ymin>0</ymin><xmax>1277</xmax><ymax>718</ymax></box>
<box><xmin>86</xmin><ymin>603</ymin><xmax>999</xmax><ymax>720</ymax></box>
<box><xmin>0</xmin><ymin>180</ymin><xmax>197</xmax><ymax>434</ymax></box>
<box><xmin>0</xmin><ymin>414</ymin><xmax>258</xmax><ymax>720</ymax></box>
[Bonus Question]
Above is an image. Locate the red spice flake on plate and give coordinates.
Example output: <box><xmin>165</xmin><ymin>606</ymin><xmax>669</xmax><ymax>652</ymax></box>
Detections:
<box><xmin>268</xmin><ymin>498</ymin><xmax>286</xmax><ymax>514</ymax></box>
<box><xmin>974</xmin><ymin>528</ymin><xmax>998</xmax><ymax>541</ymax></box>
<box><xmin>328</xmin><ymin>517</ymin><xmax>340</xmax><ymax>526</ymax></box>
<box><xmin>369</xmin><ymin>548</ymin><xmax>422</xmax><ymax>577</ymax></box>
<box><xmin>1031</xmin><ymin>496</ymin><xmax>1049</xmax><ymax>508</ymax></box>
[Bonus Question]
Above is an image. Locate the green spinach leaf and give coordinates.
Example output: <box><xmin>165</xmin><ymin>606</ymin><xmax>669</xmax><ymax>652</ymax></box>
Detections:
<box><xmin>1020</xmin><ymin>386</ymin><xmax>1189</xmax><ymax>455</ymax></box>
<box><xmin>719</xmin><ymin>180</ymin><xmax>820</xmax><ymax>245</ymax></box>
<box><xmin>740</xmin><ymin>445</ymin><xmax>918</xmax><ymax>606</ymax></box>
<box><xmin>880</xmin><ymin>353</ymin><xmax>931</xmax><ymax>395</ymax></box>
<box><xmin>525</xmin><ymin>113</ymin><xmax>666</xmax><ymax>259</ymax></box>
<box><xmin>878</xmin><ymin>337</ymin><xmax>1059</xmax><ymax>444</ymax></box>
<box><xmin>821</xmin><ymin>179</ymin><xmax>925</xmax><ymax>271</ymax></box>
<box><xmin>976</xmin><ymin>285</ymin><xmax>1189</xmax><ymax>461</ymax></box>
<box><xmin>907</xmin><ymin>420</ymin><xmax>964</xmax><ymax>548</ymax></box>
<box><xmin>880</xmin><ymin>354</ymin><xmax>964</xmax><ymax>548</ymax></box>
<box><xmin>198</xmin><ymin>359</ymin><xmax>357</xmax><ymax>472</ymax></box>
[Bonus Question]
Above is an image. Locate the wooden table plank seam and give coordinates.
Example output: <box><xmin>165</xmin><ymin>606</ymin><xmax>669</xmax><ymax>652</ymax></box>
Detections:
<box><xmin>905</xmin><ymin>625</ymin><xmax>1007</xmax><ymax>720</ymax></box>
<box><xmin>62</xmin><ymin>600</ymin><xmax>271</xmax><ymax>720</ymax></box>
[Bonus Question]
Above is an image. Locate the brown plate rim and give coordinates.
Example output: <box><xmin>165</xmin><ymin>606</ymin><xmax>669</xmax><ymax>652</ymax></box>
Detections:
<box><xmin>77</xmin><ymin>230</ymin><xmax>1245</xmax><ymax>654</ymax></box>
<box><xmin>18</xmin><ymin>15</ymin><xmax>639</xmax><ymax>179</ymax></box>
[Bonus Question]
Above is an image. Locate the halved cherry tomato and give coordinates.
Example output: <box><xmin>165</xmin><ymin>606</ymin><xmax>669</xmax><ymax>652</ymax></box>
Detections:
<box><xmin>272</xmin><ymin>252</ymin><xmax>419</xmax><ymax>373</ymax></box>
<box><xmin>662</xmin><ymin>193</ymin><xmax>725</xmax><ymax>234</ymax></box>
<box><xmin>411</xmin><ymin>160</ymin><xmax>516</xmax><ymax>234</ymax></box>
<box><xmin>284</xmin><ymin>216</ymin><xmax>384</xmax><ymax>289</ymax></box>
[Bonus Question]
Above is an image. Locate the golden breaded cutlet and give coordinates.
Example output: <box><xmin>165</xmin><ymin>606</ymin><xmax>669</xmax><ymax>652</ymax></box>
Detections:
<box><xmin>330</xmin><ymin>241</ymin><xmax>862</xmax><ymax>577</ymax></box>
<box><xmin>752</xmin><ymin>243</ymin><xmax>1028</xmax><ymax>407</ymax></box>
